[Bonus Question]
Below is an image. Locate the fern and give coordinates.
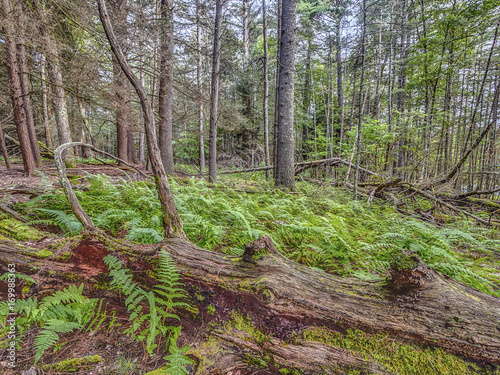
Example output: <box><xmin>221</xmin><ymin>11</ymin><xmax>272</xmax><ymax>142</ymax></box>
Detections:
<box><xmin>0</xmin><ymin>284</ymin><xmax>106</xmax><ymax>364</ymax></box>
<box><xmin>163</xmin><ymin>326</ymin><xmax>192</xmax><ymax>375</ymax></box>
<box><xmin>35</xmin><ymin>320</ymin><xmax>80</xmax><ymax>363</ymax></box>
<box><xmin>126</xmin><ymin>227</ymin><xmax>164</xmax><ymax>243</ymax></box>
<box><xmin>0</xmin><ymin>273</ymin><xmax>36</xmax><ymax>284</ymax></box>
<box><xmin>104</xmin><ymin>251</ymin><xmax>190</xmax><ymax>357</ymax></box>
<box><xmin>35</xmin><ymin>208</ymin><xmax>83</xmax><ymax>235</ymax></box>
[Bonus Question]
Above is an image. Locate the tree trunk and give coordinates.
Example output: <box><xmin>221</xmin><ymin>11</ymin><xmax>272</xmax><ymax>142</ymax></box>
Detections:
<box><xmin>15</xmin><ymin>2</ymin><xmax>42</xmax><ymax>166</ymax></box>
<box><xmin>262</xmin><ymin>0</ymin><xmax>270</xmax><ymax>180</ymax></box>
<box><xmin>353</xmin><ymin>0</ymin><xmax>366</xmax><ymax>200</ymax></box>
<box><xmin>335</xmin><ymin>5</ymin><xmax>344</xmax><ymax>157</ymax></box>
<box><xmin>40</xmin><ymin>54</ymin><xmax>52</xmax><ymax>148</ymax></box>
<box><xmin>1</xmin><ymin>0</ymin><xmax>35</xmax><ymax>176</ymax></box>
<box><xmin>208</xmin><ymin>0</ymin><xmax>222</xmax><ymax>183</ymax></box>
<box><xmin>274</xmin><ymin>0</ymin><xmax>297</xmax><ymax>189</ymax></box>
<box><xmin>197</xmin><ymin>0</ymin><xmax>205</xmax><ymax>174</ymax></box>
<box><xmin>110</xmin><ymin>0</ymin><xmax>131</xmax><ymax>164</ymax></box>
<box><xmin>273</xmin><ymin>0</ymin><xmax>282</xmax><ymax>178</ymax></box>
<box><xmin>2</xmin><ymin>235</ymin><xmax>499</xmax><ymax>370</ymax></box>
<box><xmin>0</xmin><ymin>120</ymin><xmax>11</xmax><ymax>169</ymax></box>
<box><xmin>97</xmin><ymin>0</ymin><xmax>185</xmax><ymax>239</ymax></box>
<box><xmin>158</xmin><ymin>0</ymin><xmax>175</xmax><ymax>175</ymax></box>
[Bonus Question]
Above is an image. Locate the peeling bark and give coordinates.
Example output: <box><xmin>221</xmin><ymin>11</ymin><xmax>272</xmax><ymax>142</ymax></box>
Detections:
<box><xmin>1</xmin><ymin>234</ymin><xmax>499</xmax><ymax>367</ymax></box>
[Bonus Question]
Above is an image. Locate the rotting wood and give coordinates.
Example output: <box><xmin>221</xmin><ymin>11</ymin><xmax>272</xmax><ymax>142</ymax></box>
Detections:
<box><xmin>1</xmin><ymin>234</ymin><xmax>499</xmax><ymax>368</ymax></box>
<box><xmin>0</xmin><ymin>203</ymin><xmax>29</xmax><ymax>222</ymax></box>
<box><xmin>368</xmin><ymin>178</ymin><xmax>402</xmax><ymax>203</ymax></box>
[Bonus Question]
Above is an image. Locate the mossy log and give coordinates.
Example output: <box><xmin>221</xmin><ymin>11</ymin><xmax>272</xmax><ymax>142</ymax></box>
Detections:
<box><xmin>0</xmin><ymin>235</ymin><xmax>499</xmax><ymax>373</ymax></box>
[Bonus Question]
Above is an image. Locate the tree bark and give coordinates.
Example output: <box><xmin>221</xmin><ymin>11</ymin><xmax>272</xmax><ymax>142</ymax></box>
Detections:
<box><xmin>109</xmin><ymin>0</ymin><xmax>131</xmax><ymax>164</ymax></box>
<box><xmin>353</xmin><ymin>0</ymin><xmax>366</xmax><ymax>200</ymax></box>
<box><xmin>273</xmin><ymin>0</ymin><xmax>282</xmax><ymax>178</ymax></box>
<box><xmin>0</xmin><ymin>119</ymin><xmax>11</xmax><ymax>169</ymax></box>
<box><xmin>158</xmin><ymin>0</ymin><xmax>175</xmax><ymax>175</ymax></box>
<box><xmin>274</xmin><ymin>0</ymin><xmax>297</xmax><ymax>189</ymax></box>
<box><xmin>262</xmin><ymin>0</ymin><xmax>270</xmax><ymax>180</ymax></box>
<box><xmin>2</xmin><ymin>235</ymin><xmax>499</xmax><ymax>367</ymax></box>
<box><xmin>208</xmin><ymin>0</ymin><xmax>222</xmax><ymax>183</ymax></box>
<box><xmin>196</xmin><ymin>0</ymin><xmax>205</xmax><ymax>174</ymax></box>
<box><xmin>40</xmin><ymin>54</ymin><xmax>52</xmax><ymax>148</ymax></box>
<box><xmin>15</xmin><ymin>2</ymin><xmax>42</xmax><ymax>166</ymax></box>
<box><xmin>97</xmin><ymin>0</ymin><xmax>185</xmax><ymax>239</ymax></box>
<box><xmin>1</xmin><ymin>0</ymin><xmax>36</xmax><ymax>176</ymax></box>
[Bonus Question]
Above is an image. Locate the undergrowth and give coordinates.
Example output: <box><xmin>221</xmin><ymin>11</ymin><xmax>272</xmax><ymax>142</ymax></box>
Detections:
<box><xmin>17</xmin><ymin>174</ymin><xmax>500</xmax><ymax>297</ymax></box>
<box><xmin>0</xmin><ymin>251</ymin><xmax>192</xmax><ymax>373</ymax></box>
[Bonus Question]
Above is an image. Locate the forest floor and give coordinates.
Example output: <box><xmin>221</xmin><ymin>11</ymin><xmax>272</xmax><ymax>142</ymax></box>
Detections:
<box><xmin>0</xmin><ymin>159</ymin><xmax>499</xmax><ymax>375</ymax></box>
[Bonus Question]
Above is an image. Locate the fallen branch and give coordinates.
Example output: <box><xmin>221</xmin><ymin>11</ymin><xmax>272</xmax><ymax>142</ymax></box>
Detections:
<box><xmin>453</xmin><ymin>187</ymin><xmax>500</xmax><ymax>200</ymax></box>
<box><xmin>220</xmin><ymin>158</ymin><xmax>380</xmax><ymax>177</ymax></box>
<box><xmin>5</xmin><ymin>134</ymin><xmax>53</xmax><ymax>159</ymax></box>
<box><xmin>368</xmin><ymin>178</ymin><xmax>402</xmax><ymax>203</ymax></box>
<box><xmin>402</xmin><ymin>183</ymin><xmax>499</xmax><ymax>226</ymax></box>
<box><xmin>0</xmin><ymin>202</ymin><xmax>28</xmax><ymax>222</ymax></box>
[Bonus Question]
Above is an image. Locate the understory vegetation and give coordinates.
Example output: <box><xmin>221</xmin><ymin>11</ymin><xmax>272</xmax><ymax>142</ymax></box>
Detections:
<box><xmin>17</xmin><ymin>173</ymin><xmax>500</xmax><ymax>297</ymax></box>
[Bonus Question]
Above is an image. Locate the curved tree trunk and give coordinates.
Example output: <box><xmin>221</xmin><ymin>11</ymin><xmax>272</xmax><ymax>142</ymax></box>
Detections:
<box><xmin>97</xmin><ymin>0</ymin><xmax>185</xmax><ymax>239</ymax></box>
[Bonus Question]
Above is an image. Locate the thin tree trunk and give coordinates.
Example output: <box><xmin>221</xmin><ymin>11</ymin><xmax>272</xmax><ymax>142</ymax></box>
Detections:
<box><xmin>208</xmin><ymin>0</ymin><xmax>222</xmax><ymax>183</ymax></box>
<box><xmin>97</xmin><ymin>0</ymin><xmax>185</xmax><ymax>239</ymax></box>
<box><xmin>275</xmin><ymin>0</ymin><xmax>297</xmax><ymax>189</ymax></box>
<box><xmin>109</xmin><ymin>0</ymin><xmax>130</xmax><ymax>163</ymax></box>
<box><xmin>273</xmin><ymin>0</ymin><xmax>282</xmax><ymax>178</ymax></box>
<box><xmin>354</xmin><ymin>6</ymin><xmax>366</xmax><ymax>200</ymax></box>
<box><xmin>15</xmin><ymin>2</ymin><xmax>42</xmax><ymax>166</ymax></box>
<box><xmin>40</xmin><ymin>54</ymin><xmax>52</xmax><ymax>148</ymax></box>
<box><xmin>158</xmin><ymin>0</ymin><xmax>175</xmax><ymax>174</ymax></box>
<box><xmin>197</xmin><ymin>0</ymin><xmax>205</xmax><ymax>174</ymax></box>
<box><xmin>336</xmin><ymin>6</ymin><xmax>344</xmax><ymax>157</ymax></box>
<box><xmin>263</xmin><ymin>0</ymin><xmax>270</xmax><ymax>180</ymax></box>
<box><xmin>1</xmin><ymin>0</ymin><xmax>35</xmax><ymax>176</ymax></box>
<box><xmin>0</xmin><ymin>120</ymin><xmax>11</xmax><ymax>169</ymax></box>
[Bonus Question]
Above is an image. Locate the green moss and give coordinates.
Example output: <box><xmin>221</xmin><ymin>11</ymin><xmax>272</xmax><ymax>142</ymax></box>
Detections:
<box><xmin>0</xmin><ymin>219</ymin><xmax>43</xmax><ymax>241</ymax></box>
<box><xmin>33</xmin><ymin>250</ymin><xmax>53</xmax><ymax>259</ymax></box>
<box><xmin>42</xmin><ymin>355</ymin><xmax>101</xmax><ymax>373</ymax></box>
<box><xmin>207</xmin><ymin>304</ymin><xmax>216</xmax><ymax>315</ymax></box>
<box><xmin>93</xmin><ymin>279</ymin><xmax>111</xmax><ymax>290</ymax></box>
<box><xmin>227</xmin><ymin>312</ymin><xmax>268</xmax><ymax>345</ymax></box>
<box><xmin>57</xmin><ymin>252</ymin><xmax>73</xmax><ymax>262</ymax></box>
<box><xmin>144</xmin><ymin>366</ymin><xmax>168</xmax><ymax>375</ymax></box>
<box><xmin>61</xmin><ymin>272</ymin><xmax>85</xmax><ymax>282</ymax></box>
<box><xmin>390</xmin><ymin>251</ymin><xmax>420</xmax><ymax>271</ymax></box>
<box><xmin>298</xmin><ymin>327</ymin><xmax>486</xmax><ymax>375</ymax></box>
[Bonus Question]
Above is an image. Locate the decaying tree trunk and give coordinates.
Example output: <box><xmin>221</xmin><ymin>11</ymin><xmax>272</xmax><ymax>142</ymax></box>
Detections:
<box><xmin>0</xmin><ymin>234</ymin><xmax>499</xmax><ymax>373</ymax></box>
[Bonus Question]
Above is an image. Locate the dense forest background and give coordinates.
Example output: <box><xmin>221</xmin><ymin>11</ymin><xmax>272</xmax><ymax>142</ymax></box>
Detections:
<box><xmin>1</xmin><ymin>0</ymin><xmax>498</xmax><ymax>193</ymax></box>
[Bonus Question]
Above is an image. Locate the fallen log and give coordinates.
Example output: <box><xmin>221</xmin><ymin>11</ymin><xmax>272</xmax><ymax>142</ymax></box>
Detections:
<box><xmin>1</xmin><ymin>234</ymin><xmax>499</xmax><ymax>372</ymax></box>
<box><xmin>219</xmin><ymin>158</ymin><xmax>380</xmax><ymax>177</ymax></box>
<box><xmin>4</xmin><ymin>134</ymin><xmax>53</xmax><ymax>159</ymax></box>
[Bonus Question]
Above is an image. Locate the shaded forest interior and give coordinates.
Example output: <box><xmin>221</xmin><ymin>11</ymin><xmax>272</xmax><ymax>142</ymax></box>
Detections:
<box><xmin>1</xmin><ymin>0</ymin><xmax>500</xmax><ymax>374</ymax></box>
